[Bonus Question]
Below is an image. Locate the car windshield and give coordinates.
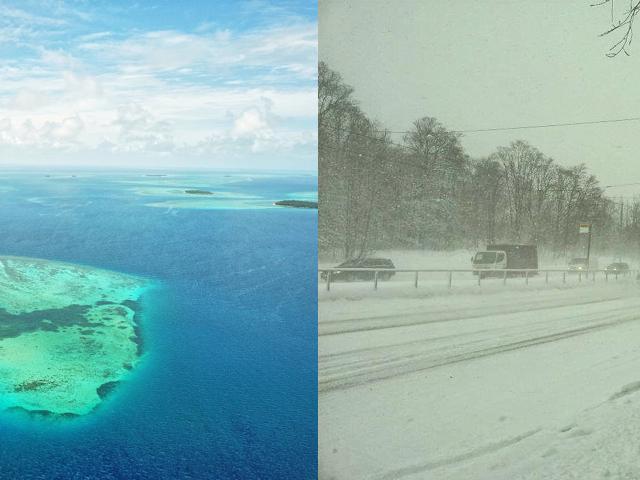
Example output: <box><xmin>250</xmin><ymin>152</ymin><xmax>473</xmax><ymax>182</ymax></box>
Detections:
<box><xmin>336</xmin><ymin>258</ymin><xmax>393</xmax><ymax>268</ymax></box>
<box><xmin>474</xmin><ymin>252</ymin><xmax>497</xmax><ymax>263</ymax></box>
<box><xmin>362</xmin><ymin>259</ymin><xmax>393</xmax><ymax>267</ymax></box>
<box><xmin>336</xmin><ymin>260</ymin><xmax>357</xmax><ymax>268</ymax></box>
<box><xmin>569</xmin><ymin>258</ymin><xmax>587</xmax><ymax>265</ymax></box>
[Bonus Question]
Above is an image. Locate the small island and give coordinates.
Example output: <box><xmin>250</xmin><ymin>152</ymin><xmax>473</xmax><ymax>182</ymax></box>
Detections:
<box><xmin>274</xmin><ymin>200</ymin><xmax>318</xmax><ymax>209</ymax></box>
<box><xmin>185</xmin><ymin>189</ymin><xmax>214</xmax><ymax>195</ymax></box>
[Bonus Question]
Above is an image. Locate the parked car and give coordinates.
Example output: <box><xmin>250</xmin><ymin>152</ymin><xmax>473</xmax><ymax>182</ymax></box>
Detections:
<box><xmin>321</xmin><ymin>258</ymin><xmax>396</xmax><ymax>282</ymax></box>
<box><xmin>568</xmin><ymin>257</ymin><xmax>598</xmax><ymax>272</ymax></box>
<box><xmin>605</xmin><ymin>262</ymin><xmax>630</xmax><ymax>274</ymax></box>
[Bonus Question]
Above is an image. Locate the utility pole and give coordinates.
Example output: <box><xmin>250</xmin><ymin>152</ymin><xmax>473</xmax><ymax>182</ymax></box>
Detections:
<box><xmin>579</xmin><ymin>223</ymin><xmax>592</xmax><ymax>268</ymax></box>
<box><xmin>620</xmin><ymin>198</ymin><xmax>625</xmax><ymax>262</ymax></box>
<box><xmin>586</xmin><ymin>226</ymin><xmax>592</xmax><ymax>268</ymax></box>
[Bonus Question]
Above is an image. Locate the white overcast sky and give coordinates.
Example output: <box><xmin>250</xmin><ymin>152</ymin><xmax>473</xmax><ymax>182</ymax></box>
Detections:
<box><xmin>320</xmin><ymin>0</ymin><xmax>640</xmax><ymax>197</ymax></box>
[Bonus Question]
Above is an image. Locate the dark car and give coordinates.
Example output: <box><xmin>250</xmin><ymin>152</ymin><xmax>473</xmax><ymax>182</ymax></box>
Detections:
<box><xmin>605</xmin><ymin>262</ymin><xmax>630</xmax><ymax>274</ymax></box>
<box><xmin>321</xmin><ymin>258</ymin><xmax>396</xmax><ymax>282</ymax></box>
<box><xmin>568</xmin><ymin>257</ymin><xmax>589</xmax><ymax>273</ymax></box>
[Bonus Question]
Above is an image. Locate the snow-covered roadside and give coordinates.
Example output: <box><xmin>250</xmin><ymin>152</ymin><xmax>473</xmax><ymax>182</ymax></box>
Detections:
<box><xmin>319</xmin><ymin>249</ymin><xmax>635</xmax><ymax>271</ymax></box>
<box><xmin>319</xmin><ymin>249</ymin><xmax>637</xmax><ymax>304</ymax></box>
<box><xmin>319</xmin><ymin>270</ymin><xmax>636</xmax><ymax>315</ymax></box>
<box><xmin>319</xmin><ymin>282</ymin><xmax>640</xmax><ymax>479</ymax></box>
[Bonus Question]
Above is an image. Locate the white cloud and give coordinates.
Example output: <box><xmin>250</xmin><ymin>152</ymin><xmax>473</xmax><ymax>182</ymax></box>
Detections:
<box><xmin>78</xmin><ymin>22</ymin><xmax>317</xmax><ymax>81</ymax></box>
<box><xmin>0</xmin><ymin>9</ymin><xmax>317</xmax><ymax>169</ymax></box>
<box><xmin>231</xmin><ymin>97</ymin><xmax>275</xmax><ymax>142</ymax></box>
<box><xmin>0</xmin><ymin>115</ymin><xmax>83</xmax><ymax>147</ymax></box>
<box><xmin>42</xmin><ymin>115</ymin><xmax>84</xmax><ymax>142</ymax></box>
<box><xmin>109</xmin><ymin>104</ymin><xmax>174</xmax><ymax>153</ymax></box>
<box><xmin>39</xmin><ymin>49</ymin><xmax>81</xmax><ymax>69</ymax></box>
<box><xmin>232</xmin><ymin>109</ymin><xmax>271</xmax><ymax>138</ymax></box>
<box><xmin>10</xmin><ymin>89</ymin><xmax>50</xmax><ymax>110</ymax></box>
<box><xmin>77</xmin><ymin>31</ymin><xmax>111</xmax><ymax>42</ymax></box>
<box><xmin>0</xmin><ymin>5</ymin><xmax>65</xmax><ymax>27</ymax></box>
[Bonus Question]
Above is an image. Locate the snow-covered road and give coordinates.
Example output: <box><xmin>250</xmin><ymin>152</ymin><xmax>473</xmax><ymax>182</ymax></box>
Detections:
<box><xmin>319</xmin><ymin>281</ymin><xmax>640</xmax><ymax>479</ymax></box>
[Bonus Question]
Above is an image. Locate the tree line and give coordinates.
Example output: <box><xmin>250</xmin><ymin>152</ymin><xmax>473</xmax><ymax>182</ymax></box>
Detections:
<box><xmin>319</xmin><ymin>62</ymin><xmax>640</xmax><ymax>260</ymax></box>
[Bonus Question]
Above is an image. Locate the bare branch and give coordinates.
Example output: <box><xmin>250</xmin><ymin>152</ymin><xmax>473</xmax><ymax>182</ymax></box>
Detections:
<box><xmin>596</xmin><ymin>0</ymin><xmax>640</xmax><ymax>56</ymax></box>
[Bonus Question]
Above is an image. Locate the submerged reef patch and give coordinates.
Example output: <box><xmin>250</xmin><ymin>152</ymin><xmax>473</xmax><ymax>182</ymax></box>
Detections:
<box><xmin>0</xmin><ymin>256</ymin><xmax>151</xmax><ymax>417</ymax></box>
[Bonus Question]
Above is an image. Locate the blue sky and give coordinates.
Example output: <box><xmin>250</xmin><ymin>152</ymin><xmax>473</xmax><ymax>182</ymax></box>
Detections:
<box><xmin>0</xmin><ymin>1</ymin><xmax>317</xmax><ymax>170</ymax></box>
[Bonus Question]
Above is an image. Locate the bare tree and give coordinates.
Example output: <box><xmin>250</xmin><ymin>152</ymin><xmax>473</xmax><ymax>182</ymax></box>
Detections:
<box><xmin>466</xmin><ymin>158</ymin><xmax>504</xmax><ymax>245</ymax></box>
<box><xmin>491</xmin><ymin>141</ymin><xmax>546</xmax><ymax>241</ymax></box>
<box><xmin>596</xmin><ymin>0</ymin><xmax>640</xmax><ymax>56</ymax></box>
<box><xmin>318</xmin><ymin>62</ymin><xmax>394</xmax><ymax>260</ymax></box>
<box><xmin>319</xmin><ymin>62</ymin><xmax>622</xmax><ymax>260</ymax></box>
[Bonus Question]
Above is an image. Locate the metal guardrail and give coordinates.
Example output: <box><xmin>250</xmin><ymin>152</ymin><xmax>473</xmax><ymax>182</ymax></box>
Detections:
<box><xmin>318</xmin><ymin>267</ymin><xmax>637</xmax><ymax>291</ymax></box>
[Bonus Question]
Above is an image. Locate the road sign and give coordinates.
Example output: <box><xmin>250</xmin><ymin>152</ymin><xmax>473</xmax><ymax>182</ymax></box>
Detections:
<box><xmin>579</xmin><ymin>223</ymin><xmax>591</xmax><ymax>234</ymax></box>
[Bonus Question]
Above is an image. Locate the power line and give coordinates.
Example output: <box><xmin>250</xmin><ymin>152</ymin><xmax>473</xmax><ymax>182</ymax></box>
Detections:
<box><xmin>380</xmin><ymin>116</ymin><xmax>640</xmax><ymax>135</ymax></box>
<box><xmin>321</xmin><ymin>120</ymin><xmax>640</xmax><ymax>196</ymax></box>
<box><xmin>320</xmin><ymin>143</ymin><xmax>640</xmax><ymax>201</ymax></box>
<box><xmin>322</xmin><ymin>115</ymin><xmax>640</xmax><ymax>138</ymax></box>
<box><xmin>319</xmin><ymin>142</ymin><xmax>428</xmax><ymax>172</ymax></box>
<box><xmin>320</xmin><ymin>121</ymin><xmax>413</xmax><ymax>151</ymax></box>
<box><xmin>321</xmin><ymin>115</ymin><xmax>640</xmax><ymax>152</ymax></box>
<box><xmin>603</xmin><ymin>181</ymin><xmax>640</xmax><ymax>189</ymax></box>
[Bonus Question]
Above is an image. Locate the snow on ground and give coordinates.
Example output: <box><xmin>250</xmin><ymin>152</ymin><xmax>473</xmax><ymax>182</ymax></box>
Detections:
<box><xmin>319</xmin><ymin>276</ymin><xmax>640</xmax><ymax>479</ymax></box>
<box><xmin>319</xmin><ymin>268</ymin><xmax>634</xmax><ymax>307</ymax></box>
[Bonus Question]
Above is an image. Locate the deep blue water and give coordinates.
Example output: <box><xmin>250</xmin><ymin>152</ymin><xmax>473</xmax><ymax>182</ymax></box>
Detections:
<box><xmin>0</xmin><ymin>171</ymin><xmax>317</xmax><ymax>479</ymax></box>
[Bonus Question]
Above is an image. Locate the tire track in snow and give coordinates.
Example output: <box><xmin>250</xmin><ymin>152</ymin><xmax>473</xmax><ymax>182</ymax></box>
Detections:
<box><xmin>320</xmin><ymin>302</ymin><xmax>640</xmax><ymax>393</ymax></box>
<box><xmin>320</xmin><ymin>295</ymin><xmax>627</xmax><ymax>336</ymax></box>
<box><xmin>320</xmin><ymin>299</ymin><xmax>628</xmax><ymax>366</ymax></box>
<box><xmin>373</xmin><ymin>428</ymin><xmax>541</xmax><ymax>480</ymax></box>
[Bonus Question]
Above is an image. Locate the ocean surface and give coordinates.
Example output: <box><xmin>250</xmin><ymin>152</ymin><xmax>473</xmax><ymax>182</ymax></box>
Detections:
<box><xmin>0</xmin><ymin>170</ymin><xmax>317</xmax><ymax>479</ymax></box>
